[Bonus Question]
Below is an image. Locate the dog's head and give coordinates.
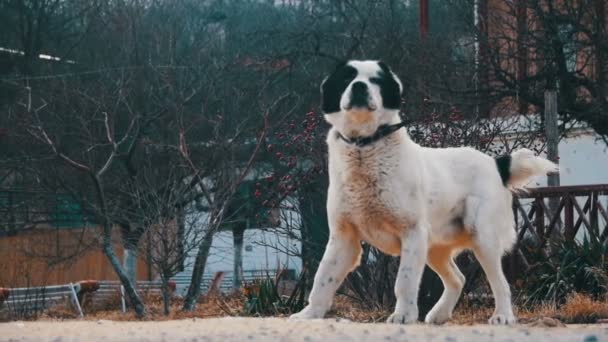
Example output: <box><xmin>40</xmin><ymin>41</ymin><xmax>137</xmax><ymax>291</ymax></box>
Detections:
<box><xmin>321</xmin><ymin>60</ymin><xmax>403</xmax><ymax>139</ymax></box>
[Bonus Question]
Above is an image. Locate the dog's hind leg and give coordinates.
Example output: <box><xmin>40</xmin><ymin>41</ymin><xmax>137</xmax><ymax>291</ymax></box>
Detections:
<box><xmin>290</xmin><ymin>219</ymin><xmax>362</xmax><ymax>320</ymax></box>
<box><xmin>469</xmin><ymin>196</ymin><xmax>517</xmax><ymax>325</ymax></box>
<box><xmin>472</xmin><ymin>244</ymin><xmax>516</xmax><ymax>325</ymax></box>
<box><xmin>387</xmin><ymin>221</ymin><xmax>428</xmax><ymax>324</ymax></box>
<box><xmin>424</xmin><ymin>245</ymin><xmax>465</xmax><ymax>324</ymax></box>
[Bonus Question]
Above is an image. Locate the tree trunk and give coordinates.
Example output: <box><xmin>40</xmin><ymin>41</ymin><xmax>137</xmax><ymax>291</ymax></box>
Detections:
<box><xmin>94</xmin><ymin>177</ymin><xmax>146</xmax><ymax>318</ymax></box>
<box><xmin>123</xmin><ymin>247</ymin><xmax>138</xmax><ymax>285</ymax></box>
<box><xmin>161</xmin><ymin>276</ymin><xmax>171</xmax><ymax>316</ymax></box>
<box><xmin>182</xmin><ymin>231</ymin><xmax>214</xmax><ymax>311</ymax></box>
<box><xmin>177</xmin><ymin>207</ymin><xmax>186</xmax><ymax>273</ymax></box>
<box><xmin>233</xmin><ymin>224</ymin><xmax>245</xmax><ymax>290</ymax></box>
<box><xmin>102</xmin><ymin>243</ymin><xmax>146</xmax><ymax>317</ymax></box>
<box><xmin>120</xmin><ymin>223</ymin><xmax>144</xmax><ymax>283</ymax></box>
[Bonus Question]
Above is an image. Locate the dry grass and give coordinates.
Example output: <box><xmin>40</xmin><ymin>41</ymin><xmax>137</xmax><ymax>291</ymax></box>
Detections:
<box><xmin>34</xmin><ymin>292</ymin><xmax>246</xmax><ymax>322</ymax></box>
<box><xmin>328</xmin><ymin>296</ymin><xmax>390</xmax><ymax>323</ymax></box>
<box><xmin>451</xmin><ymin>293</ymin><xmax>608</xmax><ymax>325</ymax></box>
<box><xmin>20</xmin><ymin>292</ymin><xmax>608</xmax><ymax>325</ymax></box>
<box><xmin>557</xmin><ymin>293</ymin><xmax>608</xmax><ymax>324</ymax></box>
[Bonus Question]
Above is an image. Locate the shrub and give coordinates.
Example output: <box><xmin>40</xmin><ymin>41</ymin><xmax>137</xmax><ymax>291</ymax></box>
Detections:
<box><xmin>521</xmin><ymin>234</ymin><xmax>608</xmax><ymax>307</ymax></box>
<box><xmin>242</xmin><ymin>271</ymin><xmax>305</xmax><ymax>316</ymax></box>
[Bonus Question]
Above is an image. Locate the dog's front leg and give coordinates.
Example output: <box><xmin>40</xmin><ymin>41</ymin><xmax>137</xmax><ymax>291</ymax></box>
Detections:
<box><xmin>290</xmin><ymin>225</ymin><xmax>362</xmax><ymax>320</ymax></box>
<box><xmin>387</xmin><ymin>221</ymin><xmax>428</xmax><ymax>324</ymax></box>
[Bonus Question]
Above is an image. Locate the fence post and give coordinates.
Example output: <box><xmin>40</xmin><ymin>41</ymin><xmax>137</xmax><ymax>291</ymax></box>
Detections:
<box><xmin>535</xmin><ymin>198</ymin><xmax>545</xmax><ymax>244</ymax></box>
<box><xmin>591</xmin><ymin>191</ymin><xmax>599</xmax><ymax>238</ymax></box>
<box><xmin>564</xmin><ymin>195</ymin><xmax>574</xmax><ymax>241</ymax></box>
<box><xmin>69</xmin><ymin>283</ymin><xmax>84</xmax><ymax>318</ymax></box>
<box><xmin>545</xmin><ymin>89</ymin><xmax>561</xmax><ymax>249</ymax></box>
<box><xmin>120</xmin><ymin>285</ymin><xmax>126</xmax><ymax>313</ymax></box>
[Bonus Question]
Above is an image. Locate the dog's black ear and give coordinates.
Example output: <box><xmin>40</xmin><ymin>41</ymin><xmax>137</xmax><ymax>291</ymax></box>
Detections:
<box><xmin>377</xmin><ymin>61</ymin><xmax>392</xmax><ymax>73</ymax></box>
<box><xmin>320</xmin><ymin>61</ymin><xmax>357</xmax><ymax>114</ymax></box>
<box><xmin>371</xmin><ymin>60</ymin><xmax>403</xmax><ymax>109</ymax></box>
<box><xmin>321</xmin><ymin>60</ymin><xmax>348</xmax><ymax>90</ymax></box>
<box><xmin>378</xmin><ymin>60</ymin><xmax>404</xmax><ymax>94</ymax></box>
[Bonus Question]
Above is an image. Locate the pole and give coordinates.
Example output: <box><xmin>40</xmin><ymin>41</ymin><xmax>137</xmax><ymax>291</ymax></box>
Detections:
<box><xmin>545</xmin><ymin>89</ymin><xmax>561</xmax><ymax>248</ymax></box>
<box><xmin>419</xmin><ymin>0</ymin><xmax>429</xmax><ymax>40</ymax></box>
<box><xmin>419</xmin><ymin>0</ymin><xmax>429</xmax><ymax>99</ymax></box>
<box><xmin>544</xmin><ymin>90</ymin><xmax>559</xmax><ymax>187</ymax></box>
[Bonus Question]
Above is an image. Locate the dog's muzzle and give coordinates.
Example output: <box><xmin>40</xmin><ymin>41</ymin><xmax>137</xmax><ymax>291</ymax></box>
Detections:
<box><xmin>345</xmin><ymin>81</ymin><xmax>376</xmax><ymax>110</ymax></box>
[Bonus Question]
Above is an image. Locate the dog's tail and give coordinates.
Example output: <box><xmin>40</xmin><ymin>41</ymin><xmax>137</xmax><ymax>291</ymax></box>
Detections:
<box><xmin>495</xmin><ymin>148</ymin><xmax>559</xmax><ymax>189</ymax></box>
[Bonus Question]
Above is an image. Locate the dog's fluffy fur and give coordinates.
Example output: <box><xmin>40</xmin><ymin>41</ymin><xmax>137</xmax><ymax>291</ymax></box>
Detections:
<box><xmin>290</xmin><ymin>60</ymin><xmax>558</xmax><ymax>325</ymax></box>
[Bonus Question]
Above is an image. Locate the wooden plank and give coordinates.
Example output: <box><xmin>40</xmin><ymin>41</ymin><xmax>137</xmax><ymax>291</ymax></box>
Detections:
<box><xmin>591</xmin><ymin>192</ymin><xmax>600</xmax><ymax>238</ymax></box>
<box><xmin>596</xmin><ymin>200</ymin><xmax>608</xmax><ymax>222</ymax></box>
<box><xmin>0</xmin><ymin>228</ymin><xmax>154</xmax><ymax>287</ymax></box>
<box><xmin>572</xmin><ymin>195</ymin><xmax>591</xmax><ymax>234</ymax></box>
<box><xmin>535</xmin><ymin>198</ymin><xmax>545</xmax><ymax>243</ymax></box>
<box><xmin>564</xmin><ymin>195</ymin><xmax>574</xmax><ymax>241</ymax></box>
<box><xmin>513</xmin><ymin>198</ymin><xmax>541</xmax><ymax>243</ymax></box>
<box><xmin>572</xmin><ymin>196</ymin><xmax>592</xmax><ymax>231</ymax></box>
<box><xmin>543</xmin><ymin>196</ymin><xmax>566</xmax><ymax>240</ymax></box>
<box><xmin>516</xmin><ymin>184</ymin><xmax>608</xmax><ymax>198</ymax></box>
<box><xmin>539</xmin><ymin>198</ymin><xmax>563</xmax><ymax>226</ymax></box>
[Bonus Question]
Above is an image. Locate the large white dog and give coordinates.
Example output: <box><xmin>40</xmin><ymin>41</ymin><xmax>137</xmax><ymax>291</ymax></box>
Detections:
<box><xmin>290</xmin><ymin>60</ymin><xmax>558</xmax><ymax>325</ymax></box>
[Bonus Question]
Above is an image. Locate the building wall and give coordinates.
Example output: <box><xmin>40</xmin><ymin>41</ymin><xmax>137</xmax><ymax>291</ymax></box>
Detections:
<box><xmin>173</xmin><ymin>201</ymin><xmax>302</xmax><ymax>295</ymax></box>
<box><xmin>0</xmin><ymin>227</ymin><xmax>152</xmax><ymax>287</ymax></box>
<box><xmin>483</xmin><ymin>0</ymin><xmax>607</xmax><ymax>116</ymax></box>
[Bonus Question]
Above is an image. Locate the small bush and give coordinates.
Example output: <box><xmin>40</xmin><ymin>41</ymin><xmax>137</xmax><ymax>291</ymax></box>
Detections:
<box><xmin>242</xmin><ymin>271</ymin><xmax>305</xmax><ymax>316</ymax></box>
<box><xmin>521</xmin><ymin>234</ymin><xmax>607</xmax><ymax>306</ymax></box>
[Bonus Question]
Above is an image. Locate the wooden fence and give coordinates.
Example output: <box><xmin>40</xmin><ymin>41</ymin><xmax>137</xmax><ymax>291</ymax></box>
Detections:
<box><xmin>513</xmin><ymin>184</ymin><xmax>608</xmax><ymax>246</ymax></box>
<box><xmin>0</xmin><ymin>228</ymin><xmax>152</xmax><ymax>287</ymax></box>
<box><xmin>504</xmin><ymin>184</ymin><xmax>608</xmax><ymax>280</ymax></box>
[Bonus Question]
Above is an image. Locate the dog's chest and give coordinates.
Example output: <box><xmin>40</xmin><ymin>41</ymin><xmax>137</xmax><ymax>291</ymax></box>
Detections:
<box><xmin>339</xmin><ymin>148</ymin><xmax>402</xmax><ymax>222</ymax></box>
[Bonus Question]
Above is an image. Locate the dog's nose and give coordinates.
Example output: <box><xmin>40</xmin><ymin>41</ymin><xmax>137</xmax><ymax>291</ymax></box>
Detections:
<box><xmin>348</xmin><ymin>81</ymin><xmax>370</xmax><ymax>109</ymax></box>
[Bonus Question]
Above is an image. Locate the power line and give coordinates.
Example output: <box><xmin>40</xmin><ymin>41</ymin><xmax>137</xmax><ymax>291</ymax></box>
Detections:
<box><xmin>0</xmin><ymin>65</ymin><xmax>208</xmax><ymax>82</ymax></box>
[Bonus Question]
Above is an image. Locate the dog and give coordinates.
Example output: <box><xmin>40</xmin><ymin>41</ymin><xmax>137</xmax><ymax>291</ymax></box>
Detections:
<box><xmin>290</xmin><ymin>60</ymin><xmax>558</xmax><ymax>325</ymax></box>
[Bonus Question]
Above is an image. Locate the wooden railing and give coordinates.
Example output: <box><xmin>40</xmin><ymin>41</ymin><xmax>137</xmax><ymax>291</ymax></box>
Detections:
<box><xmin>513</xmin><ymin>184</ymin><xmax>608</xmax><ymax>246</ymax></box>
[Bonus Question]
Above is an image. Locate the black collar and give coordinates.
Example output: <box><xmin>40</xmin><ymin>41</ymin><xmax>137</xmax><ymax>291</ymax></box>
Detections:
<box><xmin>336</xmin><ymin>120</ymin><xmax>410</xmax><ymax>147</ymax></box>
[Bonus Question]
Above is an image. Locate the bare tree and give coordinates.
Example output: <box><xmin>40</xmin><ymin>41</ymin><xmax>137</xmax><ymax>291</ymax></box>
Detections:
<box><xmin>479</xmin><ymin>0</ymin><xmax>608</xmax><ymax>141</ymax></box>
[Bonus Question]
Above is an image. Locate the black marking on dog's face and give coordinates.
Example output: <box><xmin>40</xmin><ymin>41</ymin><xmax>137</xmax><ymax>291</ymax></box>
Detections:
<box><xmin>321</xmin><ymin>62</ymin><xmax>358</xmax><ymax>113</ymax></box>
<box><xmin>370</xmin><ymin>61</ymin><xmax>402</xmax><ymax>109</ymax></box>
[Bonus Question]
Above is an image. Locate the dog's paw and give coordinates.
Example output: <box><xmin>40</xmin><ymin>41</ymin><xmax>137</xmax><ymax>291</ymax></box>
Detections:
<box><xmin>289</xmin><ymin>306</ymin><xmax>325</xmax><ymax>320</ymax></box>
<box><xmin>488</xmin><ymin>312</ymin><xmax>517</xmax><ymax>325</ymax></box>
<box><xmin>386</xmin><ymin>311</ymin><xmax>417</xmax><ymax>325</ymax></box>
<box><xmin>424</xmin><ymin>307</ymin><xmax>451</xmax><ymax>325</ymax></box>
